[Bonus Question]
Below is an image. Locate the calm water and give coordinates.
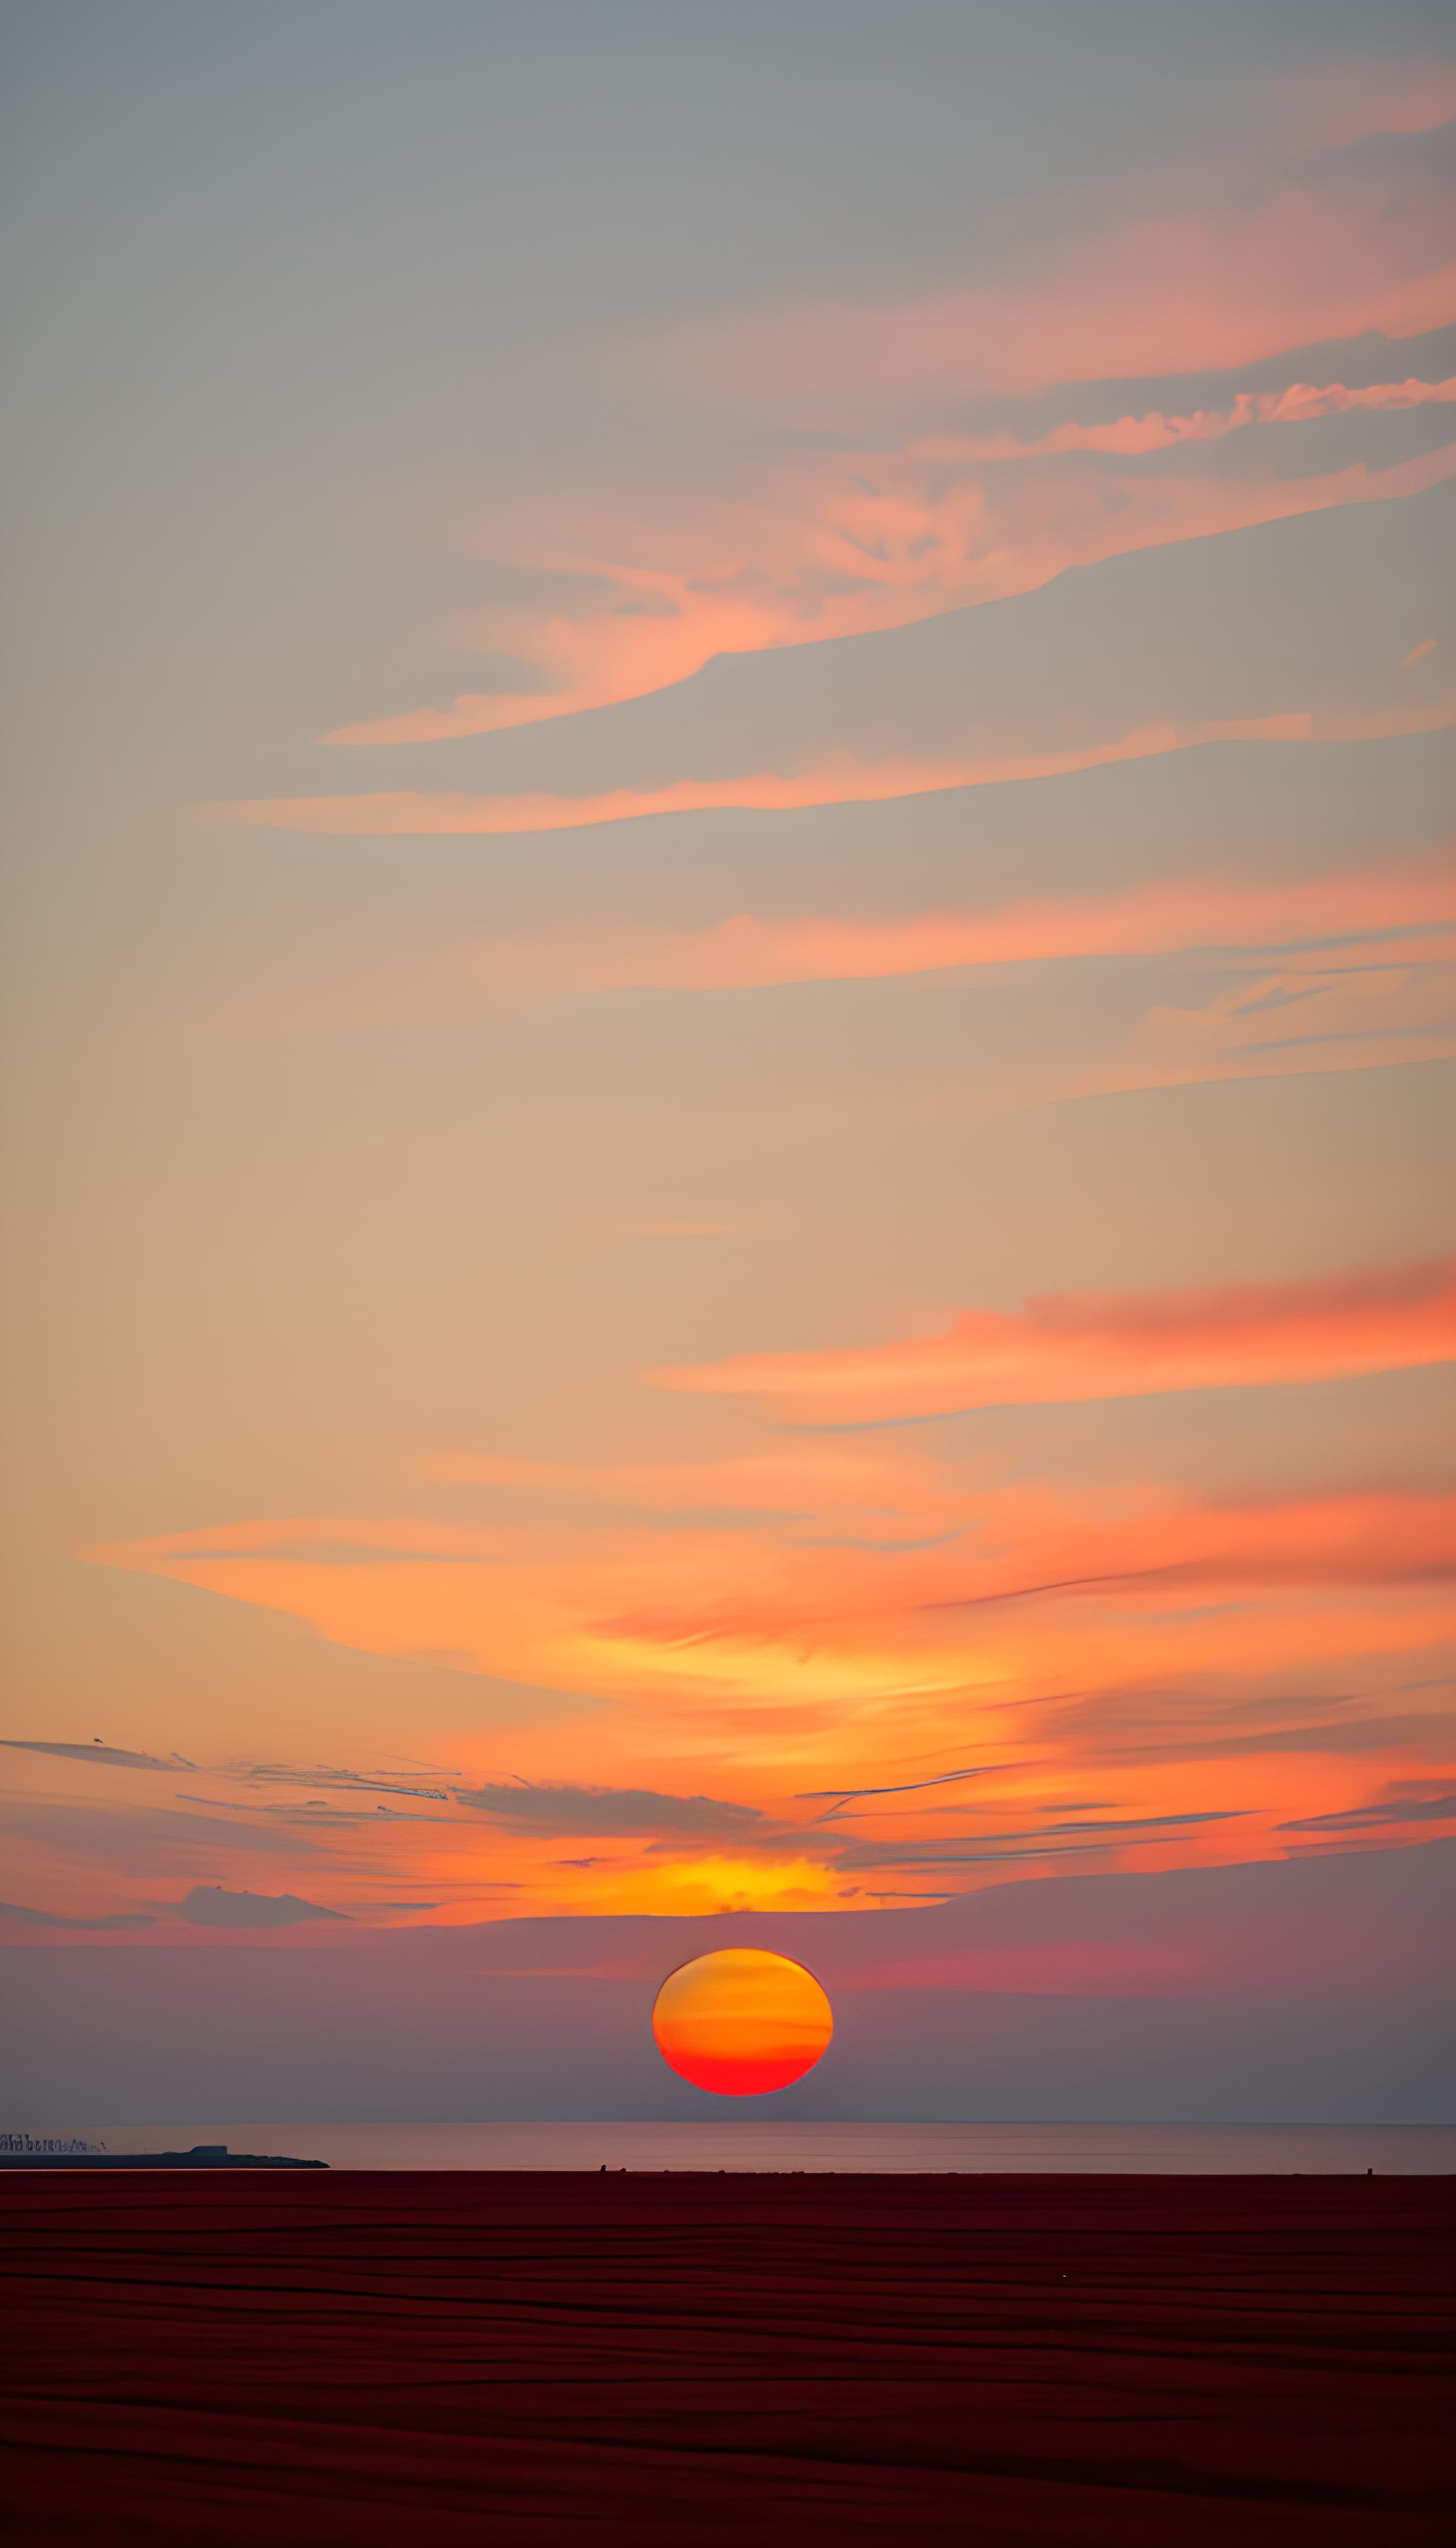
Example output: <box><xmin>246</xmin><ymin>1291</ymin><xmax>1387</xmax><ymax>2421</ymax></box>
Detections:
<box><xmin>75</xmin><ymin>2121</ymin><xmax>1456</xmax><ymax>2173</ymax></box>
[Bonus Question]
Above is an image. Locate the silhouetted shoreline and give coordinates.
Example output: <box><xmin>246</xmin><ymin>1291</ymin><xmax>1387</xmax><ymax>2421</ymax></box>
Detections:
<box><xmin>0</xmin><ymin>2144</ymin><xmax>326</xmax><ymax>2169</ymax></box>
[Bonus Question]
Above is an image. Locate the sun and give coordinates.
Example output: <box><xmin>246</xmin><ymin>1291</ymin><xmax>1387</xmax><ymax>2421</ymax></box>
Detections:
<box><xmin>651</xmin><ymin>1947</ymin><xmax>833</xmax><ymax>2096</ymax></box>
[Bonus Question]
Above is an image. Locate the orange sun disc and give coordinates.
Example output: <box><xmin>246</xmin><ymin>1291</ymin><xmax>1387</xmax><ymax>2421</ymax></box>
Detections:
<box><xmin>651</xmin><ymin>1947</ymin><xmax>834</xmax><ymax>2096</ymax></box>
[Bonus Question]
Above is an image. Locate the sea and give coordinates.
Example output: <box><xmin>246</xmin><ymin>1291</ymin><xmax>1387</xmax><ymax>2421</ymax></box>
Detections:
<box><xmin>64</xmin><ymin>2121</ymin><xmax>1456</xmax><ymax>2172</ymax></box>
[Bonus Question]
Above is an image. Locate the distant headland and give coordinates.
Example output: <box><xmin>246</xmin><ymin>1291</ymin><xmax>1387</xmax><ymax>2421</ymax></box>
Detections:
<box><xmin>0</xmin><ymin>2136</ymin><xmax>324</xmax><ymax>2170</ymax></box>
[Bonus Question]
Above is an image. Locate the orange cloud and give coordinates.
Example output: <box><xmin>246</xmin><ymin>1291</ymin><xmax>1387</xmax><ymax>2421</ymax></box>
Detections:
<box><xmin>536</xmin><ymin>1492</ymin><xmax>1456</xmax><ymax>1751</ymax></box>
<box><xmin>469</xmin><ymin>855</ymin><xmax>1456</xmax><ymax>996</ymax></box>
<box><xmin>325</xmin><ymin>414</ymin><xmax>1455</xmax><ymax>749</ymax></box>
<box><xmin>226</xmin><ymin>675</ymin><xmax>1456</xmax><ymax>841</ymax></box>
<box><xmin>74</xmin><ymin>1450</ymin><xmax>1454</xmax><ymax>1920</ymax></box>
<box><xmin>651</xmin><ymin>1260</ymin><xmax>1456</xmax><ymax>1422</ymax></box>
<box><xmin>87</xmin><ymin>1482</ymin><xmax>1456</xmax><ymax>1723</ymax></box>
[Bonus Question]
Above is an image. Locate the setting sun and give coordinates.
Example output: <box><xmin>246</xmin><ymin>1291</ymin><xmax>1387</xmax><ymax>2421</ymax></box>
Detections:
<box><xmin>651</xmin><ymin>1948</ymin><xmax>834</xmax><ymax>2096</ymax></box>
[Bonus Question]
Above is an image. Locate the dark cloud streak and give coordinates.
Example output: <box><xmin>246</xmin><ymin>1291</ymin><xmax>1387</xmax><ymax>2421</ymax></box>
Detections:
<box><xmin>1280</xmin><ymin>1793</ymin><xmax>1456</xmax><ymax>1833</ymax></box>
<box><xmin>1</xmin><ymin>1740</ymin><xmax>172</xmax><ymax>1771</ymax></box>
<box><xmin>175</xmin><ymin>1886</ymin><xmax>346</xmax><ymax>1929</ymax></box>
<box><xmin>793</xmin><ymin>1765</ymin><xmax>1007</xmax><ymax>1804</ymax></box>
<box><xmin>455</xmin><ymin>1782</ymin><xmax>767</xmax><ymax>1837</ymax></box>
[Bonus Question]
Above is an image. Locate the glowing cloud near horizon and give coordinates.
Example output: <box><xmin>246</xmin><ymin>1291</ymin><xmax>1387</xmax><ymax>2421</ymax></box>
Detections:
<box><xmin>651</xmin><ymin>1949</ymin><xmax>834</xmax><ymax>2096</ymax></box>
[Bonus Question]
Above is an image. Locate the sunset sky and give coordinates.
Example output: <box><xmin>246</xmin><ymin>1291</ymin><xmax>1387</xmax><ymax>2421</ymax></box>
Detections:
<box><xmin>3</xmin><ymin>2</ymin><xmax>1453</xmax><ymax>2116</ymax></box>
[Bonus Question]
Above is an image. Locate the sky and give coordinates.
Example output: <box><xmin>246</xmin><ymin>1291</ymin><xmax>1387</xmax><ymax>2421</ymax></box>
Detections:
<box><xmin>1</xmin><ymin>1</ymin><xmax>1453</xmax><ymax>2120</ymax></box>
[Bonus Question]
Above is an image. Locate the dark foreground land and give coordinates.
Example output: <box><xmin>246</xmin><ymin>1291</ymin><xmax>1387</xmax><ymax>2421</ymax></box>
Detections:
<box><xmin>2</xmin><ymin>2173</ymin><xmax>1451</xmax><ymax>2545</ymax></box>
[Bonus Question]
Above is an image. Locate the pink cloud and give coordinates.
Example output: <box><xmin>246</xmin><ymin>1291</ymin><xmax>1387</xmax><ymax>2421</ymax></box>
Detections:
<box><xmin>469</xmin><ymin>855</ymin><xmax>1456</xmax><ymax>996</ymax></box>
<box><xmin>1123</xmin><ymin>914</ymin><xmax>1456</xmax><ymax>1088</ymax></box>
<box><xmin>225</xmin><ymin>675</ymin><xmax>1456</xmax><ymax>841</ymax></box>
<box><xmin>916</xmin><ymin>376</ymin><xmax>1456</xmax><ymax>465</ymax></box>
<box><xmin>651</xmin><ymin>1260</ymin><xmax>1456</xmax><ymax>1421</ymax></box>
<box><xmin>326</xmin><ymin>408</ymin><xmax>1455</xmax><ymax>749</ymax></box>
<box><xmin>230</xmin><ymin>720</ymin><xmax>1307</xmax><ymax>837</ymax></box>
<box><xmin>651</xmin><ymin>180</ymin><xmax>1456</xmax><ymax>417</ymax></box>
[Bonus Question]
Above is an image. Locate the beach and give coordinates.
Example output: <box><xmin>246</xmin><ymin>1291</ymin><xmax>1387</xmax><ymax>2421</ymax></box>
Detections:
<box><xmin>2</xmin><ymin>2171</ymin><xmax>1450</xmax><ymax>2543</ymax></box>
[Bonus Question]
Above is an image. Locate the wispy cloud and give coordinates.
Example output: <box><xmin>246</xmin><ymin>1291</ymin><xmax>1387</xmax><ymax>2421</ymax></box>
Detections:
<box><xmin>1280</xmin><ymin>1791</ymin><xmax>1456</xmax><ymax>1832</ymax></box>
<box><xmin>467</xmin><ymin>856</ymin><xmax>1456</xmax><ymax>997</ymax></box>
<box><xmin>237</xmin><ymin>1760</ymin><xmax>453</xmax><ymax>1802</ymax></box>
<box><xmin>793</xmin><ymin>1765</ymin><xmax>1005</xmax><ymax>1804</ymax></box>
<box><xmin>319</xmin><ymin>434</ymin><xmax>1453</xmax><ymax>753</ymax></box>
<box><xmin>173</xmin><ymin>1791</ymin><xmax>456</xmax><ymax>1828</ymax></box>
<box><xmin>0</xmin><ymin>1740</ymin><xmax>176</xmax><ymax>1771</ymax></box>
<box><xmin>648</xmin><ymin>173</ymin><xmax>1456</xmax><ymax>417</ymax></box>
<box><xmin>829</xmin><ymin>1808</ymin><xmax>1246</xmax><ymax>1870</ymax></box>
<box><xmin>455</xmin><ymin>1781</ymin><xmax>769</xmax><ymax>1837</ymax></box>
<box><xmin>828</xmin><ymin>1829</ymin><xmax>1243</xmax><ymax>1872</ymax></box>
<box><xmin>0</xmin><ymin>1740</ymin><xmax>464</xmax><ymax>1804</ymax></box>
<box><xmin>305</xmin><ymin>105</ymin><xmax>1456</xmax><ymax>781</ymax></box>
<box><xmin>175</xmin><ymin>1885</ymin><xmax>346</xmax><ymax>1927</ymax></box>
<box><xmin>914</xmin><ymin>376</ymin><xmax>1456</xmax><ymax>464</ymax></box>
<box><xmin>313</xmin><ymin>57</ymin><xmax>1456</xmax><ymax>749</ymax></box>
<box><xmin>87</xmin><ymin>1481</ymin><xmax>1456</xmax><ymax>1724</ymax></box>
<box><xmin>223</xmin><ymin>676</ymin><xmax>1456</xmax><ymax>841</ymax></box>
<box><xmin>1011</xmin><ymin>1671</ymin><xmax>1456</xmax><ymax>1769</ymax></box>
<box><xmin>653</xmin><ymin>1258</ymin><xmax>1456</xmax><ymax>1422</ymax></box>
